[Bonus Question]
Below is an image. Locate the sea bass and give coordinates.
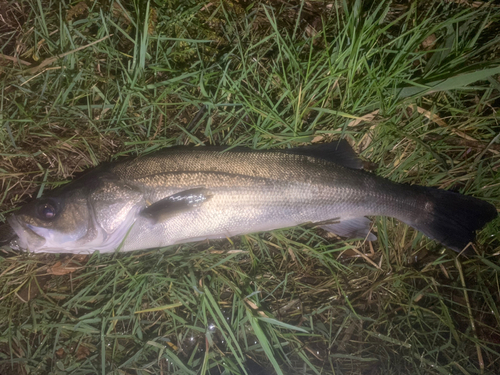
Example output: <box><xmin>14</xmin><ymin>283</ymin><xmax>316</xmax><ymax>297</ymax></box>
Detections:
<box><xmin>6</xmin><ymin>141</ymin><xmax>497</xmax><ymax>254</ymax></box>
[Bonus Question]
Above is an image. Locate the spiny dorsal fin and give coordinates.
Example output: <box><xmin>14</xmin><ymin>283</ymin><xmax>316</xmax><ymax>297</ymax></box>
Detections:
<box><xmin>286</xmin><ymin>140</ymin><xmax>363</xmax><ymax>169</ymax></box>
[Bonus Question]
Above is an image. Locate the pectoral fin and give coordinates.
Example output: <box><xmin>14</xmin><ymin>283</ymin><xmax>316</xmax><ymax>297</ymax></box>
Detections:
<box><xmin>140</xmin><ymin>188</ymin><xmax>212</xmax><ymax>224</ymax></box>
<box><xmin>320</xmin><ymin>217</ymin><xmax>376</xmax><ymax>241</ymax></box>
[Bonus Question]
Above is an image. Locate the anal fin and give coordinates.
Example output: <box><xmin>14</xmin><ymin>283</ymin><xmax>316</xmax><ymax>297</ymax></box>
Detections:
<box><xmin>320</xmin><ymin>217</ymin><xmax>376</xmax><ymax>241</ymax></box>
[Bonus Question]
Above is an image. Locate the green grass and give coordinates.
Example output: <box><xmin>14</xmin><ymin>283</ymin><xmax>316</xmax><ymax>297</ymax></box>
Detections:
<box><xmin>1</xmin><ymin>0</ymin><xmax>500</xmax><ymax>374</ymax></box>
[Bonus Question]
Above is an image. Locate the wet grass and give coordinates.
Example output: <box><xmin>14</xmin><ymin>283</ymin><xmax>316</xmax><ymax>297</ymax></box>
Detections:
<box><xmin>1</xmin><ymin>0</ymin><xmax>500</xmax><ymax>374</ymax></box>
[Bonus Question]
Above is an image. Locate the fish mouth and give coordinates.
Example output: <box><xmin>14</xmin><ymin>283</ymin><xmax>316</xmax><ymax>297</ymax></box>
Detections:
<box><xmin>7</xmin><ymin>215</ymin><xmax>46</xmax><ymax>251</ymax></box>
<box><xmin>0</xmin><ymin>221</ymin><xmax>18</xmax><ymax>247</ymax></box>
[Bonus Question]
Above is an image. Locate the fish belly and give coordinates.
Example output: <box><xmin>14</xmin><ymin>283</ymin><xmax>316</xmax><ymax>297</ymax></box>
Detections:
<box><xmin>120</xmin><ymin>183</ymin><xmax>363</xmax><ymax>252</ymax></box>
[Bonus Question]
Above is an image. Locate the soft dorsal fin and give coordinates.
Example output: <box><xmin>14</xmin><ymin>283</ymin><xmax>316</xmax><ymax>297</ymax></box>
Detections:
<box><xmin>285</xmin><ymin>140</ymin><xmax>363</xmax><ymax>169</ymax></box>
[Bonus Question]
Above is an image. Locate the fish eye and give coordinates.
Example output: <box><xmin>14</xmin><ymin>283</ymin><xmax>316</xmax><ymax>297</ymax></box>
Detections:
<box><xmin>37</xmin><ymin>200</ymin><xmax>58</xmax><ymax>221</ymax></box>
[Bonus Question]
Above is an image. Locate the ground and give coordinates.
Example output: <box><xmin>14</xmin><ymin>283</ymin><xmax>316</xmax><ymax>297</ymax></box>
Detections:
<box><xmin>0</xmin><ymin>0</ymin><xmax>499</xmax><ymax>374</ymax></box>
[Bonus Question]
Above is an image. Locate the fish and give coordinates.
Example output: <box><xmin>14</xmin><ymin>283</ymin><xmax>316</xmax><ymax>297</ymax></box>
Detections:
<box><xmin>5</xmin><ymin>141</ymin><xmax>497</xmax><ymax>254</ymax></box>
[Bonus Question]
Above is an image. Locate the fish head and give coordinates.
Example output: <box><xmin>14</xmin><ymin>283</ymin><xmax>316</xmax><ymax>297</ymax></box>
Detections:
<box><xmin>8</xmin><ymin>174</ymin><xmax>144</xmax><ymax>253</ymax></box>
<box><xmin>8</xmin><ymin>188</ymin><xmax>94</xmax><ymax>252</ymax></box>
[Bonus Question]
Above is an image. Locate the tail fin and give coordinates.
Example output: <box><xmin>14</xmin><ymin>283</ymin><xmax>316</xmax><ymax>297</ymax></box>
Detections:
<box><xmin>406</xmin><ymin>187</ymin><xmax>497</xmax><ymax>252</ymax></box>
